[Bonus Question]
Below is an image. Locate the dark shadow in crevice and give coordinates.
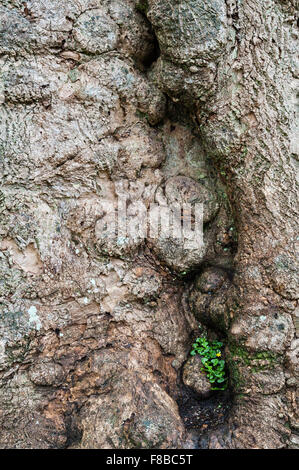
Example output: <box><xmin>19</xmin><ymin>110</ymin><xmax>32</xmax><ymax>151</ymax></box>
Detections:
<box><xmin>176</xmin><ymin>329</ymin><xmax>234</xmax><ymax>447</ymax></box>
<box><xmin>135</xmin><ymin>3</ymin><xmax>161</xmax><ymax>69</ymax></box>
<box><xmin>175</xmin><ymin>260</ymin><xmax>236</xmax><ymax>446</ymax></box>
<box><xmin>65</xmin><ymin>407</ymin><xmax>83</xmax><ymax>449</ymax></box>
<box><xmin>142</xmin><ymin>35</ymin><xmax>160</xmax><ymax>68</ymax></box>
<box><xmin>177</xmin><ymin>382</ymin><xmax>232</xmax><ymax>442</ymax></box>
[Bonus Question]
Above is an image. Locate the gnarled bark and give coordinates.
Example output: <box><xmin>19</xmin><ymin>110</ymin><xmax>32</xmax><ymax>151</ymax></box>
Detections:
<box><xmin>0</xmin><ymin>0</ymin><xmax>297</xmax><ymax>449</ymax></box>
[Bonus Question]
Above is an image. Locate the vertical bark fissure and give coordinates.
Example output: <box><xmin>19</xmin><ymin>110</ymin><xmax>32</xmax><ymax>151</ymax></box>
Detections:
<box><xmin>146</xmin><ymin>0</ymin><xmax>298</xmax><ymax>448</ymax></box>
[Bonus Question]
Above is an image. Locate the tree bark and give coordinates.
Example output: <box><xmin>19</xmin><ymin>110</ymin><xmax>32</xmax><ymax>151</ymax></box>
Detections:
<box><xmin>148</xmin><ymin>0</ymin><xmax>298</xmax><ymax>448</ymax></box>
<box><xmin>0</xmin><ymin>0</ymin><xmax>297</xmax><ymax>449</ymax></box>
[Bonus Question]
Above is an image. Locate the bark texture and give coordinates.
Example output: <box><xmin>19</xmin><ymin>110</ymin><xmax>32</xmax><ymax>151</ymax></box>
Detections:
<box><xmin>0</xmin><ymin>0</ymin><xmax>298</xmax><ymax>449</ymax></box>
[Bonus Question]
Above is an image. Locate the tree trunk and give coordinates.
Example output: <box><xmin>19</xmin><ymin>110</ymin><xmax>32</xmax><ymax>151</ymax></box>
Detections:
<box><xmin>0</xmin><ymin>0</ymin><xmax>297</xmax><ymax>449</ymax></box>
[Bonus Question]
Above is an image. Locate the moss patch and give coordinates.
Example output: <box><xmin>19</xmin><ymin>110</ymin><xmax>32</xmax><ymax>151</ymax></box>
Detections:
<box><xmin>227</xmin><ymin>343</ymin><xmax>282</xmax><ymax>392</ymax></box>
<box><xmin>229</xmin><ymin>344</ymin><xmax>281</xmax><ymax>368</ymax></box>
<box><xmin>136</xmin><ymin>0</ymin><xmax>149</xmax><ymax>15</ymax></box>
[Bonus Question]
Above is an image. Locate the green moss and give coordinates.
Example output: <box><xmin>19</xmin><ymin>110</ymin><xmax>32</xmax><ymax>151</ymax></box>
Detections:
<box><xmin>228</xmin><ymin>343</ymin><xmax>281</xmax><ymax>376</ymax></box>
<box><xmin>230</xmin><ymin>344</ymin><xmax>279</xmax><ymax>365</ymax></box>
<box><xmin>227</xmin><ymin>342</ymin><xmax>282</xmax><ymax>392</ymax></box>
<box><xmin>135</xmin><ymin>109</ymin><xmax>150</xmax><ymax>121</ymax></box>
<box><xmin>136</xmin><ymin>0</ymin><xmax>149</xmax><ymax>15</ymax></box>
<box><xmin>227</xmin><ymin>358</ymin><xmax>245</xmax><ymax>392</ymax></box>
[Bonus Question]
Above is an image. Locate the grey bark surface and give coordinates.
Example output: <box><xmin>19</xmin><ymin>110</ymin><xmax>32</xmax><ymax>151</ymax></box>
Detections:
<box><xmin>0</xmin><ymin>0</ymin><xmax>298</xmax><ymax>449</ymax></box>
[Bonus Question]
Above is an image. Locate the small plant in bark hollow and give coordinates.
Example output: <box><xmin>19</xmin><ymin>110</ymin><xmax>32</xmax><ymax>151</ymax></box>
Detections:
<box><xmin>190</xmin><ymin>336</ymin><xmax>227</xmax><ymax>390</ymax></box>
